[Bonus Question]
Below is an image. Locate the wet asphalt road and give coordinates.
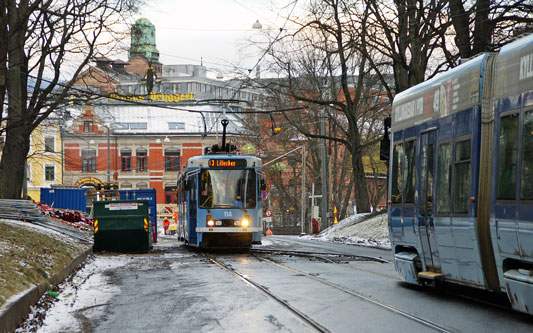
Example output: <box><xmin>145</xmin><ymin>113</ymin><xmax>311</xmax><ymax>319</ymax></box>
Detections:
<box><xmin>34</xmin><ymin>235</ymin><xmax>533</xmax><ymax>332</ymax></box>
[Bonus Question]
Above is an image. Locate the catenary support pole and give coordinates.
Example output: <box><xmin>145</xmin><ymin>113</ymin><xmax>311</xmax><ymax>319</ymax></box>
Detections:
<box><xmin>320</xmin><ymin>108</ymin><xmax>328</xmax><ymax>230</ymax></box>
<box><xmin>107</xmin><ymin>126</ymin><xmax>111</xmax><ymax>183</ymax></box>
<box><xmin>300</xmin><ymin>145</ymin><xmax>306</xmax><ymax>234</ymax></box>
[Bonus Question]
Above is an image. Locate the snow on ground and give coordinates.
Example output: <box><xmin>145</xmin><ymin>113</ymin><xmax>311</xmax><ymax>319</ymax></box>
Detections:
<box><xmin>13</xmin><ymin>213</ymin><xmax>390</xmax><ymax>332</ymax></box>
<box><xmin>304</xmin><ymin>213</ymin><xmax>391</xmax><ymax>249</ymax></box>
<box><xmin>16</xmin><ymin>255</ymin><xmax>132</xmax><ymax>333</ymax></box>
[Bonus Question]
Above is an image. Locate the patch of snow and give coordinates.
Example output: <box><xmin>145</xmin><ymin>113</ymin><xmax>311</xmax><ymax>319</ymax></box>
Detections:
<box><xmin>304</xmin><ymin>213</ymin><xmax>391</xmax><ymax>250</ymax></box>
<box><xmin>256</xmin><ymin>238</ymin><xmax>273</xmax><ymax>246</ymax></box>
<box><xmin>18</xmin><ymin>255</ymin><xmax>132</xmax><ymax>333</ymax></box>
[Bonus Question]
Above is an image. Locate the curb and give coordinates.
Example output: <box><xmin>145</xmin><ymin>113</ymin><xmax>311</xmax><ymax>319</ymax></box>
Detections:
<box><xmin>0</xmin><ymin>247</ymin><xmax>92</xmax><ymax>333</ymax></box>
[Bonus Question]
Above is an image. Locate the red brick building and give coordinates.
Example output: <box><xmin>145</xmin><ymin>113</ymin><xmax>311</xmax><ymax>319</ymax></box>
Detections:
<box><xmin>61</xmin><ymin>18</ymin><xmax>265</xmax><ymax>205</ymax></box>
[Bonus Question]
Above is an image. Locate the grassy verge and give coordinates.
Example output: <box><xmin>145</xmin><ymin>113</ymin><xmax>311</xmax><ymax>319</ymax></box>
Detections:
<box><xmin>0</xmin><ymin>221</ymin><xmax>89</xmax><ymax>308</ymax></box>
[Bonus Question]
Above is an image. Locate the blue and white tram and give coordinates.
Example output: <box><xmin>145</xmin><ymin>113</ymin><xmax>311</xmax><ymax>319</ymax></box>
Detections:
<box><xmin>388</xmin><ymin>33</ymin><xmax>533</xmax><ymax>314</ymax></box>
<box><xmin>177</xmin><ymin>154</ymin><xmax>265</xmax><ymax>248</ymax></box>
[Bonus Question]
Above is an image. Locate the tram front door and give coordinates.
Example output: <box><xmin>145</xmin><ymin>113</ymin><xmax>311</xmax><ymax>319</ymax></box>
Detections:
<box><xmin>418</xmin><ymin>130</ymin><xmax>441</xmax><ymax>272</ymax></box>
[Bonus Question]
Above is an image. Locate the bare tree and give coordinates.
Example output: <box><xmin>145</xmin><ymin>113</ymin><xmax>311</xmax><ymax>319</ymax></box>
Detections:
<box><xmin>361</xmin><ymin>0</ymin><xmax>451</xmax><ymax>96</ymax></box>
<box><xmin>0</xmin><ymin>0</ymin><xmax>139</xmax><ymax>199</ymax></box>
<box><xmin>253</xmin><ymin>0</ymin><xmax>390</xmax><ymax>214</ymax></box>
<box><xmin>449</xmin><ymin>0</ymin><xmax>533</xmax><ymax>60</ymax></box>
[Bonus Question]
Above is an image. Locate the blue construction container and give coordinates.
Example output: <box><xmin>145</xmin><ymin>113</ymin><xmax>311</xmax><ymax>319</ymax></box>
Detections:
<box><xmin>119</xmin><ymin>189</ymin><xmax>157</xmax><ymax>227</ymax></box>
<box><xmin>40</xmin><ymin>188</ymin><xmax>88</xmax><ymax>212</ymax></box>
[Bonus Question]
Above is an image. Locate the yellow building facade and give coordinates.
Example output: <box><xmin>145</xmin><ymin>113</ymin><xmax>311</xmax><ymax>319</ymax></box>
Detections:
<box><xmin>26</xmin><ymin>124</ymin><xmax>63</xmax><ymax>201</ymax></box>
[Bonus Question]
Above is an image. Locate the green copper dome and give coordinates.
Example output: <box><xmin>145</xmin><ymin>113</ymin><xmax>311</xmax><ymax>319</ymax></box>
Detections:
<box><xmin>129</xmin><ymin>18</ymin><xmax>159</xmax><ymax>62</ymax></box>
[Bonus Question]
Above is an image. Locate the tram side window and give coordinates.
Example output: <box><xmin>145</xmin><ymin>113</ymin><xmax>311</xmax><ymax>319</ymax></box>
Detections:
<box><xmin>453</xmin><ymin>139</ymin><xmax>471</xmax><ymax>215</ymax></box>
<box><xmin>403</xmin><ymin>140</ymin><xmax>416</xmax><ymax>204</ymax></box>
<box><xmin>189</xmin><ymin>176</ymin><xmax>197</xmax><ymax>207</ymax></box>
<box><xmin>420</xmin><ymin>143</ymin><xmax>434</xmax><ymax>217</ymax></box>
<box><xmin>497</xmin><ymin>114</ymin><xmax>519</xmax><ymax>200</ymax></box>
<box><xmin>436</xmin><ymin>143</ymin><xmax>452</xmax><ymax>214</ymax></box>
<box><xmin>241</xmin><ymin>170</ymin><xmax>257</xmax><ymax>208</ymax></box>
<box><xmin>521</xmin><ymin>111</ymin><xmax>533</xmax><ymax>200</ymax></box>
<box><xmin>391</xmin><ymin>143</ymin><xmax>404</xmax><ymax>204</ymax></box>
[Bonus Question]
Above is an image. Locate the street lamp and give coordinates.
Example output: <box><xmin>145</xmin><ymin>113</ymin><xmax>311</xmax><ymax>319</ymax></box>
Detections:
<box><xmin>252</xmin><ymin>20</ymin><xmax>262</xmax><ymax>30</ymax></box>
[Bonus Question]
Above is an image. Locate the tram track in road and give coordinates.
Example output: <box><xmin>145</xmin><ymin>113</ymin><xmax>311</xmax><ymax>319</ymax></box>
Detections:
<box><xmin>259</xmin><ymin>249</ymin><xmax>513</xmax><ymax>313</ymax></box>
<box><xmin>250</xmin><ymin>248</ymin><xmax>389</xmax><ymax>263</ymax></box>
<box><xmin>204</xmin><ymin>253</ymin><xmax>332</xmax><ymax>333</ymax></box>
<box><xmin>205</xmin><ymin>252</ymin><xmax>455</xmax><ymax>333</ymax></box>
<box><xmin>251</xmin><ymin>254</ymin><xmax>455</xmax><ymax>333</ymax></box>
<box><xmin>253</xmin><ymin>246</ymin><xmax>515</xmax><ymax>313</ymax></box>
<box><xmin>251</xmin><ymin>248</ymin><xmax>399</xmax><ymax>280</ymax></box>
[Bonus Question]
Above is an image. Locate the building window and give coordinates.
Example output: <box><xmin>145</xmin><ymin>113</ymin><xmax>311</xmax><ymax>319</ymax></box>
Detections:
<box><xmin>44</xmin><ymin>136</ymin><xmax>55</xmax><ymax>152</ymax></box>
<box><xmin>165</xmin><ymin>185</ymin><xmax>177</xmax><ymax>204</ymax></box>
<box><xmin>121</xmin><ymin>149</ymin><xmax>132</xmax><ymax>171</ymax></box>
<box><xmin>45</xmin><ymin>165</ymin><xmax>55</xmax><ymax>181</ymax></box>
<box><xmin>165</xmin><ymin>149</ymin><xmax>180</xmax><ymax>171</ymax></box>
<box><xmin>121</xmin><ymin>182</ymin><xmax>133</xmax><ymax>189</ymax></box>
<box><xmin>82</xmin><ymin>149</ymin><xmax>96</xmax><ymax>172</ymax></box>
<box><xmin>112</xmin><ymin>122</ymin><xmax>129</xmax><ymax>130</ymax></box>
<box><xmin>168</xmin><ymin>122</ymin><xmax>185</xmax><ymax>130</ymax></box>
<box><xmin>84</xmin><ymin>121</ymin><xmax>93</xmax><ymax>133</ymax></box>
<box><xmin>137</xmin><ymin>149</ymin><xmax>147</xmax><ymax>171</ymax></box>
<box><xmin>129</xmin><ymin>123</ymin><xmax>147</xmax><ymax>130</ymax></box>
<box><xmin>137</xmin><ymin>182</ymin><xmax>148</xmax><ymax>189</ymax></box>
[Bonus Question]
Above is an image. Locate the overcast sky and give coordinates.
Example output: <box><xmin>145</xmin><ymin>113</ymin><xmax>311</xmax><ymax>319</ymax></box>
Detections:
<box><xmin>133</xmin><ymin>0</ymin><xmax>300</xmax><ymax>78</ymax></box>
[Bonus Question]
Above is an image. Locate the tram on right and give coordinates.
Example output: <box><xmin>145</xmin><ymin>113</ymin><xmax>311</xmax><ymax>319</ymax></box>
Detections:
<box><xmin>388</xmin><ymin>33</ymin><xmax>533</xmax><ymax>314</ymax></box>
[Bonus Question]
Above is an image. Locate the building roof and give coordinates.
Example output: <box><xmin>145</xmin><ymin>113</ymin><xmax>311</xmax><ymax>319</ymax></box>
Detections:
<box><xmin>101</xmin><ymin>103</ymin><xmax>242</xmax><ymax>135</ymax></box>
<box><xmin>65</xmin><ymin>102</ymin><xmax>243</xmax><ymax>137</ymax></box>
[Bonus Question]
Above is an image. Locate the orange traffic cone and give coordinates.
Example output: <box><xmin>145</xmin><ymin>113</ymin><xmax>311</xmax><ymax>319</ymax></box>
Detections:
<box><xmin>266</xmin><ymin>229</ymin><xmax>273</xmax><ymax>236</ymax></box>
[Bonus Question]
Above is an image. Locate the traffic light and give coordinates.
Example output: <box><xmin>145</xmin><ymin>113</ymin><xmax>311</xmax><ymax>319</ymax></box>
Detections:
<box><xmin>270</xmin><ymin>114</ymin><xmax>280</xmax><ymax>135</ymax></box>
<box><xmin>380</xmin><ymin>116</ymin><xmax>391</xmax><ymax>161</ymax></box>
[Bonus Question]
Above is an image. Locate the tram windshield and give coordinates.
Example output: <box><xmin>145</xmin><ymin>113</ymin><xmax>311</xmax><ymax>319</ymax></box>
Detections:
<box><xmin>199</xmin><ymin>169</ymin><xmax>256</xmax><ymax>209</ymax></box>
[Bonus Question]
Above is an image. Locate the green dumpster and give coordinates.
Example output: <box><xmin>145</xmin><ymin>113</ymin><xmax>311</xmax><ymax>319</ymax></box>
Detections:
<box><xmin>93</xmin><ymin>200</ymin><xmax>152</xmax><ymax>252</ymax></box>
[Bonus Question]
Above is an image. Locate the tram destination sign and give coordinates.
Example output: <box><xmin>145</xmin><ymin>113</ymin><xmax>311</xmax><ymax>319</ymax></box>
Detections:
<box><xmin>208</xmin><ymin>159</ymin><xmax>247</xmax><ymax>168</ymax></box>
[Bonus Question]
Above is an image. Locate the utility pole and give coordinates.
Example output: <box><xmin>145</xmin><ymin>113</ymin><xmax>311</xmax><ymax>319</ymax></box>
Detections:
<box><xmin>320</xmin><ymin>108</ymin><xmax>328</xmax><ymax>230</ymax></box>
<box><xmin>300</xmin><ymin>145</ymin><xmax>306</xmax><ymax>234</ymax></box>
<box><xmin>107</xmin><ymin>126</ymin><xmax>111</xmax><ymax>183</ymax></box>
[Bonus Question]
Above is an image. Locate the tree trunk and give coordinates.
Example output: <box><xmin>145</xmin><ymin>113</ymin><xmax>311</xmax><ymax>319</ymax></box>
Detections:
<box><xmin>0</xmin><ymin>126</ymin><xmax>31</xmax><ymax>198</ymax></box>
<box><xmin>352</xmin><ymin>147</ymin><xmax>370</xmax><ymax>213</ymax></box>
<box><xmin>0</xmin><ymin>3</ymin><xmax>30</xmax><ymax>199</ymax></box>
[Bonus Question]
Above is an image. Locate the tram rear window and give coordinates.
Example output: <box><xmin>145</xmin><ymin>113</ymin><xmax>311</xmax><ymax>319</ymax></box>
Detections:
<box><xmin>521</xmin><ymin>111</ymin><xmax>533</xmax><ymax>200</ymax></box>
<box><xmin>497</xmin><ymin>114</ymin><xmax>519</xmax><ymax>200</ymax></box>
<box><xmin>453</xmin><ymin>139</ymin><xmax>471</xmax><ymax>215</ymax></box>
<box><xmin>403</xmin><ymin>140</ymin><xmax>416</xmax><ymax>204</ymax></box>
<box><xmin>391</xmin><ymin>143</ymin><xmax>404</xmax><ymax>204</ymax></box>
<box><xmin>199</xmin><ymin>169</ymin><xmax>257</xmax><ymax>209</ymax></box>
<box><xmin>436</xmin><ymin>143</ymin><xmax>452</xmax><ymax>214</ymax></box>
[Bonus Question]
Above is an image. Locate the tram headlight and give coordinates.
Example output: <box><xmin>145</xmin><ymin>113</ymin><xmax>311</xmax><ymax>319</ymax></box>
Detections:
<box><xmin>207</xmin><ymin>215</ymin><xmax>215</xmax><ymax>227</ymax></box>
<box><xmin>241</xmin><ymin>215</ymin><xmax>250</xmax><ymax>227</ymax></box>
